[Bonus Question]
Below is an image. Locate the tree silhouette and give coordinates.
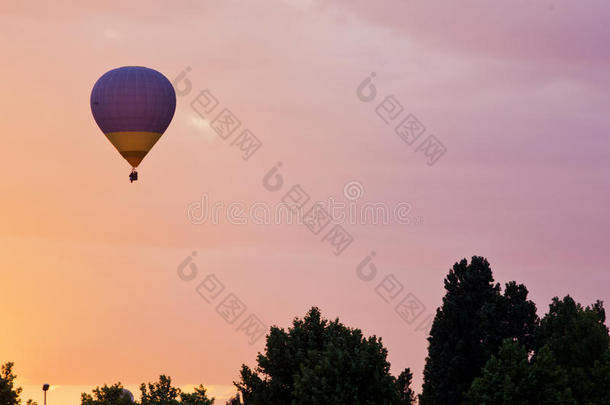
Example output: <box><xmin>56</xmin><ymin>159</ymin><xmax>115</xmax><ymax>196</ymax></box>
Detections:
<box><xmin>179</xmin><ymin>385</ymin><xmax>214</xmax><ymax>405</ymax></box>
<box><xmin>0</xmin><ymin>363</ymin><xmax>37</xmax><ymax>405</ymax></box>
<box><xmin>224</xmin><ymin>394</ymin><xmax>241</xmax><ymax>405</ymax></box>
<box><xmin>81</xmin><ymin>382</ymin><xmax>134</xmax><ymax>405</ymax></box>
<box><xmin>464</xmin><ymin>340</ymin><xmax>576</xmax><ymax>405</ymax></box>
<box><xmin>235</xmin><ymin>307</ymin><xmax>400</xmax><ymax>405</ymax></box>
<box><xmin>420</xmin><ymin>256</ymin><xmax>538</xmax><ymax>405</ymax></box>
<box><xmin>395</xmin><ymin>368</ymin><xmax>415</xmax><ymax>405</ymax></box>
<box><xmin>81</xmin><ymin>376</ymin><xmax>214</xmax><ymax>405</ymax></box>
<box><xmin>139</xmin><ymin>375</ymin><xmax>180</xmax><ymax>405</ymax></box>
<box><xmin>461</xmin><ymin>295</ymin><xmax>610</xmax><ymax>404</ymax></box>
<box><xmin>535</xmin><ymin>296</ymin><xmax>610</xmax><ymax>404</ymax></box>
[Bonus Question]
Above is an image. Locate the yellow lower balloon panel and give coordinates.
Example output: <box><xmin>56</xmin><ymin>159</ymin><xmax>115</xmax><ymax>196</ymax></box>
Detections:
<box><xmin>104</xmin><ymin>131</ymin><xmax>163</xmax><ymax>167</ymax></box>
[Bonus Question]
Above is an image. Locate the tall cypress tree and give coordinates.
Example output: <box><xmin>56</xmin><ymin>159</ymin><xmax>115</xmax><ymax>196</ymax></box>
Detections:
<box><xmin>395</xmin><ymin>368</ymin><xmax>415</xmax><ymax>405</ymax></box>
<box><xmin>420</xmin><ymin>256</ymin><xmax>538</xmax><ymax>405</ymax></box>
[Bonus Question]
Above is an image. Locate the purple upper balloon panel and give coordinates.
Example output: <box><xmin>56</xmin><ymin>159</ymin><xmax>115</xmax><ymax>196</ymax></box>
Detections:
<box><xmin>90</xmin><ymin>66</ymin><xmax>176</xmax><ymax>134</ymax></box>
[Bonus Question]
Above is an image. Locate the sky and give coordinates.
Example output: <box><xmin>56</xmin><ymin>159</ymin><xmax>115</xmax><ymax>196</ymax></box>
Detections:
<box><xmin>1</xmin><ymin>0</ymin><xmax>610</xmax><ymax>403</ymax></box>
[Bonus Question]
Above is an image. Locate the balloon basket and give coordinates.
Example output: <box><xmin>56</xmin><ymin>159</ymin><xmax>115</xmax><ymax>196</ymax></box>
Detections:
<box><xmin>129</xmin><ymin>168</ymin><xmax>138</xmax><ymax>183</ymax></box>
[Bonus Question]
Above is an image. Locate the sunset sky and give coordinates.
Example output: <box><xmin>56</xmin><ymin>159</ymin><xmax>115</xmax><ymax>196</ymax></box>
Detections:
<box><xmin>2</xmin><ymin>1</ymin><xmax>610</xmax><ymax>403</ymax></box>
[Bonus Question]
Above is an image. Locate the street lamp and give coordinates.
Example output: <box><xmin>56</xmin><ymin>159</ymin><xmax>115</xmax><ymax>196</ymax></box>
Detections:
<box><xmin>42</xmin><ymin>384</ymin><xmax>49</xmax><ymax>405</ymax></box>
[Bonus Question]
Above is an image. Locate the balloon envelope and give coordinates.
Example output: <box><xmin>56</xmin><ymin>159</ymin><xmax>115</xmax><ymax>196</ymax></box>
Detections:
<box><xmin>90</xmin><ymin>66</ymin><xmax>176</xmax><ymax>168</ymax></box>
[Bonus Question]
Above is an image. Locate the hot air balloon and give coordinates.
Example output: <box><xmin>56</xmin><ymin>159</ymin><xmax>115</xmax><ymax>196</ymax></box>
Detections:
<box><xmin>90</xmin><ymin>66</ymin><xmax>176</xmax><ymax>182</ymax></box>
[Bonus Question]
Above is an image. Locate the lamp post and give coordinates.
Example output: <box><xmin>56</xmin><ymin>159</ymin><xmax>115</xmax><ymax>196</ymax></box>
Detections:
<box><xmin>42</xmin><ymin>384</ymin><xmax>49</xmax><ymax>405</ymax></box>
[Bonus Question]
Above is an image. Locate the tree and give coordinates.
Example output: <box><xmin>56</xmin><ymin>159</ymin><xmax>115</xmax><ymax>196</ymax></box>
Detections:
<box><xmin>0</xmin><ymin>363</ymin><xmax>21</xmax><ymax>405</ymax></box>
<box><xmin>464</xmin><ymin>296</ymin><xmax>610</xmax><ymax>405</ymax></box>
<box><xmin>139</xmin><ymin>375</ymin><xmax>195</xmax><ymax>405</ymax></box>
<box><xmin>81</xmin><ymin>377</ymin><xmax>215</xmax><ymax>405</ymax></box>
<box><xmin>464</xmin><ymin>340</ymin><xmax>576</xmax><ymax>405</ymax></box>
<box><xmin>235</xmin><ymin>307</ymin><xmax>400</xmax><ymax>405</ymax></box>
<box><xmin>494</xmin><ymin>281</ymin><xmax>539</xmax><ymax>352</ymax></box>
<box><xmin>81</xmin><ymin>383</ymin><xmax>134</xmax><ymax>405</ymax></box>
<box><xmin>0</xmin><ymin>363</ymin><xmax>37</xmax><ymax>405</ymax></box>
<box><xmin>179</xmin><ymin>385</ymin><xmax>214</xmax><ymax>405</ymax></box>
<box><xmin>224</xmin><ymin>394</ymin><xmax>241</xmax><ymax>405</ymax></box>
<box><xmin>420</xmin><ymin>257</ymin><xmax>538</xmax><ymax>405</ymax></box>
<box><xmin>139</xmin><ymin>375</ymin><xmax>180</xmax><ymax>405</ymax></box>
<box><xmin>536</xmin><ymin>296</ymin><xmax>608</xmax><ymax>369</ymax></box>
<box><xmin>589</xmin><ymin>350</ymin><xmax>610</xmax><ymax>405</ymax></box>
<box><xmin>395</xmin><ymin>368</ymin><xmax>415</xmax><ymax>405</ymax></box>
<box><xmin>535</xmin><ymin>296</ymin><xmax>610</xmax><ymax>404</ymax></box>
